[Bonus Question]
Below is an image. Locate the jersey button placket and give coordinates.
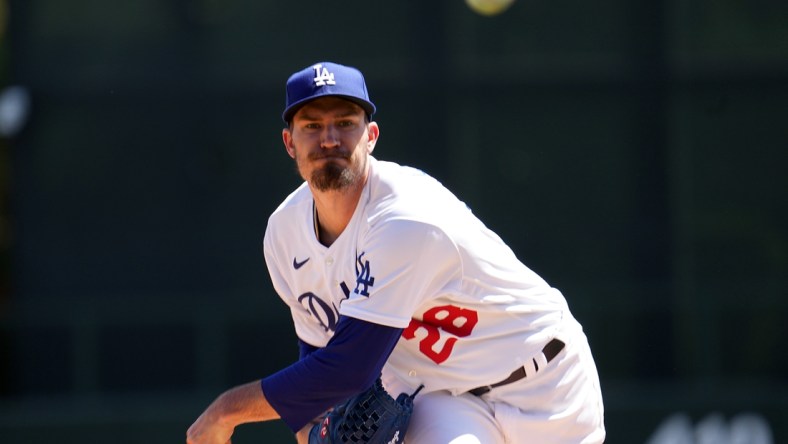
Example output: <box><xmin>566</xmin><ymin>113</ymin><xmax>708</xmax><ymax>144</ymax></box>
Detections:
<box><xmin>325</xmin><ymin>257</ymin><xmax>335</xmax><ymax>286</ymax></box>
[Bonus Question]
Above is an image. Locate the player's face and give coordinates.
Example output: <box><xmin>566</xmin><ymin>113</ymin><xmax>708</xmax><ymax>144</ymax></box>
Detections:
<box><xmin>283</xmin><ymin>97</ymin><xmax>379</xmax><ymax>192</ymax></box>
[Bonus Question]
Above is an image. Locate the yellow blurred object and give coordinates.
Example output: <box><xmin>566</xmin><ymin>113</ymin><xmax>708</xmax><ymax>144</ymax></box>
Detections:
<box><xmin>465</xmin><ymin>0</ymin><xmax>515</xmax><ymax>16</ymax></box>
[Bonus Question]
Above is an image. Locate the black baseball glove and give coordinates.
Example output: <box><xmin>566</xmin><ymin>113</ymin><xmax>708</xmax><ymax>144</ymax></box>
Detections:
<box><xmin>308</xmin><ymin>378</ymin><xmax>423</xmax><ymax>444</ymax></box>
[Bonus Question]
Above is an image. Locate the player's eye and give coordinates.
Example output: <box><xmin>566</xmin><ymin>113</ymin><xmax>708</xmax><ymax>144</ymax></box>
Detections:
<box><xmin>337</xmin><ymin>119</ymin><xmax>356</xmax><ymax>128</ymax></box>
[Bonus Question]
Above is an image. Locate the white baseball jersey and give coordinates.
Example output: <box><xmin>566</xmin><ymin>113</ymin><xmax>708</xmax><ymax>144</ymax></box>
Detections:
<box><xmin>263</xmin><ymin>157</ymin><xmax>572</xmax><ymax>395</ymax></box>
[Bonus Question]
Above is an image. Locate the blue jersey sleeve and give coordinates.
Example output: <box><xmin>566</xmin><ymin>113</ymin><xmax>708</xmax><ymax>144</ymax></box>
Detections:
<box><xmin>262</xmin><ymin>316</ymin><xmax>403</xmax><ymax>432</ymax></box>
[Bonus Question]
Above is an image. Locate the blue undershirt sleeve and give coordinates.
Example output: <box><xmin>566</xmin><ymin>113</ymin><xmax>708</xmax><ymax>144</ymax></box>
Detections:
<box><xmin>298</xmin><ymin>339</ymin><xmax>319</xmax><ymax>360</ymax></box>
<box><xmin>262</xmin><ymin>316</ymin><xmax>403</xmax><ymax>432</ymax></box>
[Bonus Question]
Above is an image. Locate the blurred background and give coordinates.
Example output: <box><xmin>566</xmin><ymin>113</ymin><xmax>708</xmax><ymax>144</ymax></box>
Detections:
<box><xmin>0</xmin><ymin>0</ymin><xmax>786</xmax><ymax>442</ymax></box>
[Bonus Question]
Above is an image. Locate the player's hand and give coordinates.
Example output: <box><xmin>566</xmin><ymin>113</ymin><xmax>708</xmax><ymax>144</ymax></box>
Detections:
<box><xmin>186</xmin><ymin>408</ymin><xmax>234</xmax><ymax>444</ymax></box>
<box><xmin>295</xmin><ymin>423</ymin><xmax>312</xmax><ymax>444</ymax></box>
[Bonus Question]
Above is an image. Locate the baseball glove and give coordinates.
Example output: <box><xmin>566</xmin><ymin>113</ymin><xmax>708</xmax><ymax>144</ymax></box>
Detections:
<box><xmin>308</xmin><ymin>378</ymin><xmax>423</xmax><ymax>444</ymax></box>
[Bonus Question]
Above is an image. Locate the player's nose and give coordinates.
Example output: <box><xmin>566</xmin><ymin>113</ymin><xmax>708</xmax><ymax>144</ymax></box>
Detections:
<box><xmin>320</xmin><ymin>125</ymin><xmax>340</xmax><ymax>149</ymax></box>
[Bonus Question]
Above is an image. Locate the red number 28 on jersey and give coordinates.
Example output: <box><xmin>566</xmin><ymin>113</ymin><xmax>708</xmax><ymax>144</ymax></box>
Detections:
<box><xmin>402</xmin><ymin>305</ymin><xmax>479</xmax><ymax>364</ymax></box>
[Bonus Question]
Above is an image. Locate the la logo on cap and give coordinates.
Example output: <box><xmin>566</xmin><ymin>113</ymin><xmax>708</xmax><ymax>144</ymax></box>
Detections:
<box><xmin>313</xmin><ymin>64</ymin><xmax>336</xmax><ymax>86</ymax></box>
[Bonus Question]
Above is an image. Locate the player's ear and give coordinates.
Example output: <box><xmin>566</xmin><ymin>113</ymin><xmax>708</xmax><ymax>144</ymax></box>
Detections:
<box><xmin>282</xmin><ymin>127</ymin><xmax>296</xmax><ymax>159</ymax></box>
<box><xmin>366</xmin><ymin>121</ymin><xmax>379</xmax><ymax>154</ymax></box>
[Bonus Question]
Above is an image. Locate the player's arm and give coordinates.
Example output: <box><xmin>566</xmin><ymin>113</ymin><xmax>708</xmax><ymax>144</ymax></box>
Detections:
<box><xmin>186</xmin><ymin>380</ymin><xmax>279</xmax><ymax>444</ymax></box>
<box><xmin>298</xmin><ymin>338</ymin><xmax>320</xmax><ymax>359</ymax></box>
<box><xmin>187</xmin><ymin>316</ymin><xmax>402</xmax><ymax>443</ymax></box>
<box><xmin>263</xmin><ymin>315</ymin><xmax>403</xmax><ymax>432</ymax></box>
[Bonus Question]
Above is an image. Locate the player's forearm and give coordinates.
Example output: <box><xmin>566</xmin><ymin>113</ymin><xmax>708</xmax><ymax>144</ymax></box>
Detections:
<box><xmin>263</xmin><ymin>317</ymin><xmax>403</xmax><ymax>432</ymax></box>
<box><xmin>205</xmin><ymin>380</ymin><xmax>281</xmax><ymax>427</ymax></box>
<box><xmin>187</xmin><ymin>381</ymin><xmax>281</xmax><ymax>444</ymax></box>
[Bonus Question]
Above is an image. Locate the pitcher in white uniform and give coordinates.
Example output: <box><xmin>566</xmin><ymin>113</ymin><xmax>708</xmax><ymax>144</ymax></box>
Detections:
<box><xmin>187</xmin><ymin>61</ymin><xmax>605</xmax><ymax>444</ymax></box>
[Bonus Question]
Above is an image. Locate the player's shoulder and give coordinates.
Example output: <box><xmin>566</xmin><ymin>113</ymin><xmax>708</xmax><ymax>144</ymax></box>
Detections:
<box><xmin>371</xmin><ymin>158</ymin><xmax>435</xmax><ymax>186</ymax></box>
<box><xmin>367</xmin><ymin>158</ymin><xmax>462</xmax><ymax>221</ymax></box>
<box><xmin>369</xmin><ymin>158</ymin><xmax>456</xmax><ymax>205</ymax></box>
<box><xmin>267</xmin><ymin>181</ymin><xmax>311</xmax><ymax>229</ymax></box>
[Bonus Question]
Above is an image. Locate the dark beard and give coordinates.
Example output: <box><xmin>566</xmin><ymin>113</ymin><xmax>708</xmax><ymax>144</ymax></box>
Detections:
<box><xmin>310</xmin><ymin>161</ymin><xmax>356</xmax><ymax>191</ymax></box>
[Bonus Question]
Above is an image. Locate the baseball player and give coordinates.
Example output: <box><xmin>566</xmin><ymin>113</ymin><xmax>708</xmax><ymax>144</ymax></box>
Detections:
<box><xmin>187</xmin><ymin>62</ymin><xmax>605</xmax><ymax>444</ymax></box>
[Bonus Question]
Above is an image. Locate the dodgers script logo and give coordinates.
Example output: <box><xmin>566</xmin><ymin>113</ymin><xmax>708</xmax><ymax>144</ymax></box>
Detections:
<box><xmin>298</xmin><ymin>292</ymin><xmax>340</xmax><ymax>333</ymax></box>
<box><xmin>313</xmin><ymin>64</ymin><xmax>336</xmax><ymax>86</ymax></box>
<box><xmin>299</xmin><ymin>251</ymin><xmax>376</xmax><ymax>332</ymax></box>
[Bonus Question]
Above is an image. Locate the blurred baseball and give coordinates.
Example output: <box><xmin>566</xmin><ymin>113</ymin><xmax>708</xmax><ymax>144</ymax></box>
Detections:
<box><xmin>465</xmin><ymin>0</ymin><xmax>515</xmax><ymax>16</ymax></box>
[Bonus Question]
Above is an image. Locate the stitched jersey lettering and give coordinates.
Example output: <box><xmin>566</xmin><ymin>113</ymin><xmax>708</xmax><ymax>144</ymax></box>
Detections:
<box><xmin>402</xmin><ymin>305</ymin><xmax>479</xmax><ymax>364</ymax></box>
<box><xmin>354</xmin><ymin>252</ymin><xmax>375</xmax><ymax>297</ymax></box>
<box><xmin>298</xmin><ymin>292</ymin><xmax>340</xmax><ymax>332</ymax></box>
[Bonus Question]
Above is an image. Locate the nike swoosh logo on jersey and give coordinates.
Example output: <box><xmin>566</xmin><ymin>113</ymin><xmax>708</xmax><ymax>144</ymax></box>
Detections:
<box><xmin>293</xmin><ymin>257</ymin><xmax>310</xmax><ymax>269</ymax></box>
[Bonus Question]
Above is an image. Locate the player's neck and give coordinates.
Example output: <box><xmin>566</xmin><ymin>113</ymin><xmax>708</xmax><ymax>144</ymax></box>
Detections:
<box><xmin>311</xmin><ymin>182</ymin><xmax>364</xmax><ymax>247</ymax></box>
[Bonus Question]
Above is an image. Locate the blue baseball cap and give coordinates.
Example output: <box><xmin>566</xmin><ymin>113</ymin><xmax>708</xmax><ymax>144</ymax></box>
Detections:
<box><xmin>282</xmin><ymin>62</ymin><xmax>376</xmax><ymax>123</ymax></box>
